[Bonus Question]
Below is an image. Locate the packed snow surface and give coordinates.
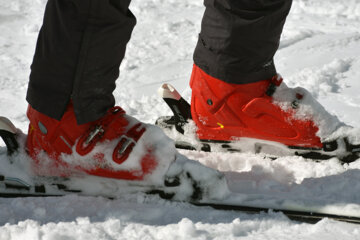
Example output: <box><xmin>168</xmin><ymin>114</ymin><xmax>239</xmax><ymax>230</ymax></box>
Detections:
<box><xmin>1</xmin><ymin>0</ymin><xmax>360</xmax><ymax>239</ymax></box>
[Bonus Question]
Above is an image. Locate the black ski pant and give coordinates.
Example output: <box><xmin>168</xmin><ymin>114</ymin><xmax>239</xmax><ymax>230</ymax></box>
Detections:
<box><xmin>26</xmin><ymin>0</ymin><xmax>292</xmax><ymax>124</ymax></box>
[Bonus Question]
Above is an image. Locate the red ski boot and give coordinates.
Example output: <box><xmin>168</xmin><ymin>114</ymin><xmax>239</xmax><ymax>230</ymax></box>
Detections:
<box><xmin>190</xmin><ymin>65</ymin><xmax>325</xmax><ymax>148</ymax></box>
<box><xmin>25</xmin><ymin>103</ymin><xmax>228</xmax><ymax>200</ymax></box>
<box><xmin>26</xmin><ymin>103</ymin><xmax>171</xmax><ymax>180</ymax></box>
<box><xmin>157</xmin><ymin>65</ymin><xmax>360</xmax><ymax>162</ymax></box>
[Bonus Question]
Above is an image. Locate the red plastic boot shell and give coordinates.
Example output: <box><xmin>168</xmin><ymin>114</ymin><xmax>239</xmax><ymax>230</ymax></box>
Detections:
<box><xmin>26</xmin><ymin>104</ymin><xmax>157</xmax><ymax>180</ymax></box>
<box><xmin>190</xmin><ymin>64</ymin><xmax>323</xmax><ymax>148</ymax></box>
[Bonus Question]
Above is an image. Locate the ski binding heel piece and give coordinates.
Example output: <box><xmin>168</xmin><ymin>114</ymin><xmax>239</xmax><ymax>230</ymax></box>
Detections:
<box><xmin>156</xmin><ymin>84</ymin><xmax>191</xmax><ymax>134</ymax></box>
<box><xmin>0</xmin><ymin>116</ymin><xmax>19</xmax><ymax>155</ymax></box>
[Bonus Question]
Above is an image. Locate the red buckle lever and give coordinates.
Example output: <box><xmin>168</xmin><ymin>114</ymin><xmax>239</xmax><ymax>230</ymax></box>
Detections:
<box><xmin>112</xmin><ymin>123</ymin><xmax>146</xmax><ymax>165</ymax></box>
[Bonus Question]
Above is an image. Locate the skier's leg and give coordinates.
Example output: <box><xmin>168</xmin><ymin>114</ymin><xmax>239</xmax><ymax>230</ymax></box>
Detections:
<box><xmin>26</xmin><ymin>0</ymin><xmax>152</xmax><ymax>179</ymax></box>
<box><xmin>25</xmin><ymin>0</ymin><xmax>148</xmax><ymax>177</ymax></box>
<box><xmin>193</xmin><ymin>0</ymin><xmax>292</xmax><ymax>84</ymax></box>
<box><xmin>26</xmin><ymin>0</ymin><xmax>159</xmax><ymax>179</ymax></box>
<box><xmin>188</xmin><ymin>0</ymin><xmax>345</xmax><ymax>151</ymax></box>
<box><xmin>27</xmin><ymin>0</ymin><xmax>136</xmax><ymax>124</ymax></box>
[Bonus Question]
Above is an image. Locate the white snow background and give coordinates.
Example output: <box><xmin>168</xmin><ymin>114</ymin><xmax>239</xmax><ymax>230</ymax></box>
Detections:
<box><xmin>1</xmin><ymin>0</ymin><xmax>360</xmax><ymax>239</ymax></box>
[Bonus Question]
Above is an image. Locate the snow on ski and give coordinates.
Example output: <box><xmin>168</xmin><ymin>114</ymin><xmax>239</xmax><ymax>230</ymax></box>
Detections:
<box><xmin>1</xmin><ymin>173</ymin><xmax>360</xmax><ymax>225</ymax></box>
<box><xmin>1</xmin><ymin>171</ymin><xmax>360</xmax><ymax>225</ymax></box>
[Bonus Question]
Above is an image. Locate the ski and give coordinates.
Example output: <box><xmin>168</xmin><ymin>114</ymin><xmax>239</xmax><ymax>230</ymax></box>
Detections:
<box><xmin>2</xmin><ymin>116</ymin><xmax>360</xmax><ymax>225</ymax></box>
<box><xmin>1</xmin><ymin>173</ymin><xmax>360</xmax><ymax>225</ymax></box>
<box><xmin>0</xmin><ymin>174</ymin><xmax>175</xmax><ymax>199</ymax></box>
<box><xmin>156</xmin><ymin>84</ymin><xmax>360</xmax><ymax>163</ymax></box>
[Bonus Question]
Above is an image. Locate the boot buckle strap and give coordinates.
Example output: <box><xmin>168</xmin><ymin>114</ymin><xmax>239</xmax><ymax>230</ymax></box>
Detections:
<box><xmin>116</xmin><ymin>136</ymin><xmax>136</xmax><ymax>155</ymax></box>
<box><xmin>266</xmin><ymin>74</ymin><xmax>283</xmax><ymax>97</ymax></box>
<box><xmin>85</xmin><ymin>126</ymin><xmax>104</xmax><ymax>145</ymax></box>
<box><xmin>113</xmin><ymin>123</ymin><xmax>147</xmax><ymax>165</ymax></box>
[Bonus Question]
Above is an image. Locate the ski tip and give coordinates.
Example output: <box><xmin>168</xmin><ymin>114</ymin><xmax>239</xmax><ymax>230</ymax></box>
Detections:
<box><xmin>0</xmin><ymin>116</ymin><xmax>17</xmax><ymax>134</ymax></box>
<box><xmin>158</xmin><ymin>84</ymin><xmax>181</xmax><ymax>101</ymax></box>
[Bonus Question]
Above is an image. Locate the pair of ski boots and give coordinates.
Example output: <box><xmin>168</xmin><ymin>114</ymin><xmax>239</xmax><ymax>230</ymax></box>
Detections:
<box><xmin>1</xmin><ymin>64</ymin><xmax>359</xmax><ymax>199</ymax></box>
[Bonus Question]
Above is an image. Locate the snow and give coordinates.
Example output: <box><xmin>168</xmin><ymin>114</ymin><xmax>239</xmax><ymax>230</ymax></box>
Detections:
<box><xmin>1</xmin><ymin>0</ymin><xmax>360</xmax><ymax>239</ymax></box>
